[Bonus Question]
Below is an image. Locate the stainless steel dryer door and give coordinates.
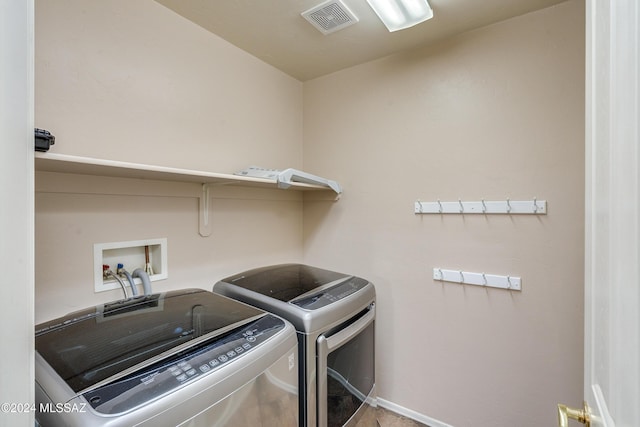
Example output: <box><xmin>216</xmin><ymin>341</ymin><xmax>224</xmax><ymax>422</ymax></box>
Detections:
<box><xmin>317</xmin><ymin>304</ymin><xmax>376</xmax><ymax>427</ymax></box>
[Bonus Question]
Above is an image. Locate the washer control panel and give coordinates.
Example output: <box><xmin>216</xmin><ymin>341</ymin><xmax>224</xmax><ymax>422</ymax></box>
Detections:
<box><xmin>291</xmin><ymin>277</ymin><xmax>369</xmax><ymax>310</ymax></box>
<box><xmin>82</xmin><ymin>314</ymin><xmax>284</xmax><ymax>414</ymax></box>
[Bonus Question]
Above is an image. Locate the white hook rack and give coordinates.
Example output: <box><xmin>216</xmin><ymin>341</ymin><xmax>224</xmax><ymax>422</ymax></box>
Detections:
<box><xmin>414</xmin><ymin>198</ymin><xmax>546</xmax><ymax>215</ymax></box>
<box><xmin>433</xmin><ymin>268</ymin><xmax>521</xmax><ymax>291</ymax></box>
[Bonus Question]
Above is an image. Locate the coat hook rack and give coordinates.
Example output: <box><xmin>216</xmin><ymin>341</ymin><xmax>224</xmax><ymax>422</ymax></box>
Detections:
<box><xmin>414</xmin><ymin>198</ymin><xmax>546</xmax><ymax>215</ymax></box>
<box><xmin>433</xmin><ymin>268</ymin><xmax>521</xmax><ymax>291</ymax></box>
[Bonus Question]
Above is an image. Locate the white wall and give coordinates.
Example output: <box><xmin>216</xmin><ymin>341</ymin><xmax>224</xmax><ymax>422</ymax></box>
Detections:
<box><xmin>585</xmin><ymin>0</ymin><xmax>640</xmax><ymax>423</ymax></box>
<box><xmin>302</xmin><ymin>1</ymin><xmax>584</xmax><ymax>426</ymax></box>
<box><xmin>34</xmin><ymin>0</ymin><xmax>307</xmax><ymax>322</ymax></box>
<box><xmin>0</xmin><ymin>0</ymin><xmax>34</xmax><ymax>425</ymax></box>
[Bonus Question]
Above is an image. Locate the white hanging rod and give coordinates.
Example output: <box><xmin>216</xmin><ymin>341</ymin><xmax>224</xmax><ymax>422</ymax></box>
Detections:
<box><xmin>415</xmin><ymin>198</ymin><xmax>546</xmax><ymax>215</ymax></box>
<box><xmin>433</xmin><ymin>268</ymin><xmax>521</xmax><ymax>291</ymax></box>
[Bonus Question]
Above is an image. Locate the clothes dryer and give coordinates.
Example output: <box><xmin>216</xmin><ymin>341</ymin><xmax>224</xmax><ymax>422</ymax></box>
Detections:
<box><xmin>214</xmin><ymin>264</ymin><xmax>376</xmax><ymax>427</ymax></box>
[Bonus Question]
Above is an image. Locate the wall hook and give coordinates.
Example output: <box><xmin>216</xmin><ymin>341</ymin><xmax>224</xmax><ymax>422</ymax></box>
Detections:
<box><xmin>414</xmin><ymin>198</ymin><xmax>545</xmax><ymax>215</ymax></box>
<box><xmin>433</xmin><ymin>268</ymin><xmax>521</xmax><ymax>291</ymax></box>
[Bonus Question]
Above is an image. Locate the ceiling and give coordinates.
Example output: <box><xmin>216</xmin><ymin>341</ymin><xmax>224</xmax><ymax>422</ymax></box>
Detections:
<box><xmin>154</xmin><ymin>0</ymin><xmax>569</xmax><ymax>81</ymax></box>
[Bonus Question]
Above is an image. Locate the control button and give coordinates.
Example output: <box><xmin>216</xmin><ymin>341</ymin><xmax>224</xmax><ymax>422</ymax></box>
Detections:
<box><xmin>235</xmin><ymin>346</ymin><xmax>243</xmax><ymax>353</ymax></box>
<box><xmin>168</xmin><ymin>366</ymin><xmax>179</xmax><ymax>372</ymax></box>
<box><xmin>176</xmin><ymin>374</ymin><xmax>187</xmax><ymax>381</ymax></box>
<box><xmin>182</xmin><ymin>364</ymin><xmax>193</xmax><ymax>372</ymax></box>
<box><xmin>171</xmin><ymin>370</ymin><xmax>182</xmax><ymax>377</ymax></box>
<box><xmin>218</xmin><ymin>355</ymin><xmax>228</xmax><ymax>363</ymax></box>
<box><xmin>199</xmin><ymin>364</ymin><xmax>210</xmax><ymax>373</ymax></box>
<box><xmin>177</xmin><ymin>361</ymin><xmax>188</xmax><ymax>368</ymax></box>
<box><xmin>246</xmin><ymin>336</ymin><xmax>256</xmax><ymax>342</ymax></box>
<box><xmin>209</xmin><ymin>360</ymin><xmax>220</xmax><ymax>367</ymax></box>
<box><xmin>242</xmin><ymin>343</ymin><xmax>251</xmax><ymax>350</ymax></box>
<box><xmin>245</xmin><ymin>330</ymin><xmax>254</xmax><ymax>336</ymax></box>
<box><xmin>227</xmin><ymin>350</ymin><xmax>236</xmax><ymax>358</ymax></box>
<box><xmin>186</xmin><ymin>369</ymin><xmax>197</xmax><ymax>377</ymax></box>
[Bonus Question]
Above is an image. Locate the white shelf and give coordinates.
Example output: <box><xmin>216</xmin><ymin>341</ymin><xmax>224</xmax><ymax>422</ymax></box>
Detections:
<box><xmin>35</xmin><ymin>152</ymin><xmax>338</xmax><ymax>237</ymax></box>
<box><xmin>34</xmin><ymin>152</ymin><xmax>331</xmax><ymax>191</ymax></box>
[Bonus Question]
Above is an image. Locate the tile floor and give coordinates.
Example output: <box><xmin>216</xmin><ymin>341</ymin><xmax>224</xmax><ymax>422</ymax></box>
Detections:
<box><xmin>377</xmin><ymin>407</ymin><xmax>430</xmax><ymax>427</ymax></box>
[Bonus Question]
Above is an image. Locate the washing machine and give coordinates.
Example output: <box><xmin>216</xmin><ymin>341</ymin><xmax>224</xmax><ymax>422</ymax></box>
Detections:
<box><xmin>35</xmin><ymin>288</ymin><xmax>298</xmax><ymax>427</ymax></box>
<box><xmin>213</xmin><ymin>264</ymin><xmax>376</xmax><ymax>427</ymax></box>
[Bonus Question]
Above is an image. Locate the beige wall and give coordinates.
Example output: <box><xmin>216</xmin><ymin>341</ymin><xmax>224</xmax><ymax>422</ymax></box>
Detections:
<box><xmin>34</xmin><ymin>174</ymin><xmax>305</xmax><ymax>323</ymax></box>
<box><xmin>34</xmin><ymin>0</ymin><xmax>306</xmax><ymax>322</ymax></box>
<box><xmin>35</xmin><ymin>0</ymin><xmax>584</xmax><ymax>426</ymax></box>
<box><xmin>36</xmin><ymin>0</ymin><xmax>302</xmax><ymax>172</ymax></box>
<box><xmin>302</xmin><ymin>1</ymin><xmax>584</xmax><ymax>426</ymax></box>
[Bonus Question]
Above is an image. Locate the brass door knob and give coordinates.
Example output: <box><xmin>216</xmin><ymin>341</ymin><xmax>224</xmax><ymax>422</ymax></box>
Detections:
<box><xmin>557</xmin><ymin>402</ymin><xmax>591</xmax><ymax>427</ymax></box>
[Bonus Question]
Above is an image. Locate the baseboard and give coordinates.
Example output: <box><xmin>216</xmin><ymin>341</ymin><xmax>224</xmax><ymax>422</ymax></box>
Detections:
<box><xmin>377</xmin><ymin>397</ymin><xmax>454</xmax><ymax>427</ymax></box>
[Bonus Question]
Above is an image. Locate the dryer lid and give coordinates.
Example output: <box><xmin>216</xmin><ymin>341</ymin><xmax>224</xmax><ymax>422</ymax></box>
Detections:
<box><xmin>35</xmin><ymin>289</ymin><xmax>264</xmax><ymax>393</ymax></box>
<box><xmin>221</xmin><ymin>264</ymin><xmax>350</xmax><ymax>302</ymax></box>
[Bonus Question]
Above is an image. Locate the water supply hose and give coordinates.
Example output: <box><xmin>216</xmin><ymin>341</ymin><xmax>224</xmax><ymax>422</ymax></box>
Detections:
<box><xmin>103</xmin><ymin>265</ymin><xmax>128</xmax><ymax>299</ymax></box>
<box><xmin>117</xmin><ymin>263</ymin><xmax>138</xmax><ymax>296</ymax></box>
<box><xmin>133</xmin><ymin>268</ymin><xmax>152</xmax><ymax>296</ymax></box>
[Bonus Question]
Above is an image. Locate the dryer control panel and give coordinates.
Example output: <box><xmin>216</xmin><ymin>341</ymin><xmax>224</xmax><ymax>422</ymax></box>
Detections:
<box><xmin>82</xmin><ymin>314</ymin><xmax>285</xmax><ymax>415</ymax></box>
<box><xmin>290</xmin><ymin>277</ymin><xmax>369</xmax><ymax>310</ymax></box>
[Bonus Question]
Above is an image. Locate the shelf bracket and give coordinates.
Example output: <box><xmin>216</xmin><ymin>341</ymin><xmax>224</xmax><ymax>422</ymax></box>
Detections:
<box><xmin>199</xmin><ymin>184</ymin><xmax>213</xmax><ymax>237</ymax></box>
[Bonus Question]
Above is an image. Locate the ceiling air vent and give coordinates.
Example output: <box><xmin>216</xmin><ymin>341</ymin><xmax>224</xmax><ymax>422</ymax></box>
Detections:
<box><xmin>301</xmin><ymin>0</ymin><xmax>359</xmax><ymax>35</ymax></box>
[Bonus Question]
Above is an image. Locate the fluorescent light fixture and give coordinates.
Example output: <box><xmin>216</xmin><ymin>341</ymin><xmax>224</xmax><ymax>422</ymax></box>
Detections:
<box><xmin>366</xmin><ymin>0</ymin><xmax>433</xmax><ymax>32</ymax></box>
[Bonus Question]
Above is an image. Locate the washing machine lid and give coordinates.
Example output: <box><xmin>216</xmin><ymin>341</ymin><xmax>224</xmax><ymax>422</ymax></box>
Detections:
<box><xmin>222</xmin><ymin>264</ymin><xmax>350</xmax><ymax>302</ymax></box>
<box><xmin>35</xmin><ymin>289</ymin><xmax>264</xmax><ymax>394</ymax></box>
